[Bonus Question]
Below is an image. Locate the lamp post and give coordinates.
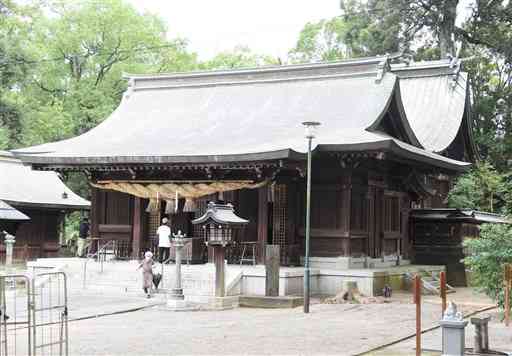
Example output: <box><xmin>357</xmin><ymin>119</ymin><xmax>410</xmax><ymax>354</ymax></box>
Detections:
<box><xmin>192</xmin><ymin>202</ymin><xmax>249</xmax><ymax>298</ymax></box>
<box><xmin>166</xmin><ymin>230</ymin><xmax>190</xmax><ymax>310</ymax></box>
<box><xmin>302</xmin><ymin>121</ymin><xmax>321</xmax><ymax>314</ymax></box>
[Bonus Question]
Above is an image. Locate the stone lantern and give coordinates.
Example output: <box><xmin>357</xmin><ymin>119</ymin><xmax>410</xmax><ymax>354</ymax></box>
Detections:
<box><xmin>192</xmin><ymin>202</ymin><xmax>248</xmax><ymax>297</ymax></box>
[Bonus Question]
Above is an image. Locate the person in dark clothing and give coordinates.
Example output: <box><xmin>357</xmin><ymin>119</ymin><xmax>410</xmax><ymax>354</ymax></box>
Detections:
<box><xmin>77</xmin><ymin>217</ymin><xmax>90</xmax><ymax>257</ymax></box>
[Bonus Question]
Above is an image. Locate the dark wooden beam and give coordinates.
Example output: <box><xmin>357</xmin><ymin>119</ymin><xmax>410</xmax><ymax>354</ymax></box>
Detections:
<box><xmin>131</xmin><ymin>197</ymin><xmax>143</xmax><ymax>259</ymax></box>
<box><xmin>257</xmin><ymin>185</ymin><xmax>268</xmax><ymax>264</ymax></box>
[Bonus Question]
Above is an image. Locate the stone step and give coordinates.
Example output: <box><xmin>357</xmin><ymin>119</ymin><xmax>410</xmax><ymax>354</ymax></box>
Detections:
<box><xmin>239</xmin><ymin>295</ymin><xmax>303</xmax><ymax>309</ymax></box>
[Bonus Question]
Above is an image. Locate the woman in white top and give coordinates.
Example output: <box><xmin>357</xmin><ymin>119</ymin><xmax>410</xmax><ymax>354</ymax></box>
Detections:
<box><xmin>156</xmin><ymin>217</ymin><xmax>171</xmax><ymax>263</ymax></box>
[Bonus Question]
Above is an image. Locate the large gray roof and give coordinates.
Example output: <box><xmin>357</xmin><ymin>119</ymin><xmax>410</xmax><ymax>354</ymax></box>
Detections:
<box><xmin>12</xmin><ymin>56</ymin><xmax>472</xmax><ymax>172</ymax></box>
<box><xmin>0</xmin><ymin>151</ymin><xmax>90</xmax><ymax>210</ymax></box>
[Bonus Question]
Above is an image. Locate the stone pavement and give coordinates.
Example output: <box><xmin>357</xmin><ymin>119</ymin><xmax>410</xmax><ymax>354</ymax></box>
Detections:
<box><xmin>65</xmin><ymin>289</ymin><xmax>497</xmax><ymax>356</ymax></box>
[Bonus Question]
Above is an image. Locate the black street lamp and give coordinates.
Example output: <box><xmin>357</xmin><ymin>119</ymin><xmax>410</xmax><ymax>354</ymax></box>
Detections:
<box><xmin>302</xmin><ymin>121</ymin><xmax>321</xmax><ymax>314</ymax></box>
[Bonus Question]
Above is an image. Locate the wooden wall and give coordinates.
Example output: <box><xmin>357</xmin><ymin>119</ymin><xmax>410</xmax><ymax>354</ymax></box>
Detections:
<box><xmin>0</xmin><ymin>207</ymin><xmax>61</xmax><ymax>261</ymax></box>
<box><xmin>294</xmin><ymin>160</ymin><xmax>413</xmax><ymax>260</ymax></box>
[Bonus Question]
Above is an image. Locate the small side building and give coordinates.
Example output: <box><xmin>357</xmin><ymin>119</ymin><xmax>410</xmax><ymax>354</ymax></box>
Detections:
<box><xmin>0</xmin><ymin>151</ymin><xmax>90</xmax><ymax>261</ymax></box>
<box><xmin>0</xmin><ymin>199</ymin><xmax>30</xmax><ymax>234</ymax></box>
<box><xmin>410</xmin><ymin>208</ymin><xmax>509</xmax><ymax>286</ymax></box>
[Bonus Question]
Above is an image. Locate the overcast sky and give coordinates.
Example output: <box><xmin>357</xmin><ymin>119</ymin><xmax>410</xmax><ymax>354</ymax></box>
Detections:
<box><xmin>128</xmin><ymin>0</ymin><xmax>341</xmax><ymax>60</ymax></box>
<box><xmin>128</xmin><ymin>0</ymin><xmax>476</xmax><ymax>61</ymax></box>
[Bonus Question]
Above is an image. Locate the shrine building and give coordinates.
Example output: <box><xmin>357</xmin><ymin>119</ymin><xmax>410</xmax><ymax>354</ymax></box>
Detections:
<box><xmin>13</xmin><ymin>55</ymin><xmax>477</xmax><ymax>274</ymax></box>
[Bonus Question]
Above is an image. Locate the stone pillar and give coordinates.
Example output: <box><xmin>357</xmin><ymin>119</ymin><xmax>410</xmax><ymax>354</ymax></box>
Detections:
<box><xmin>440</xmin><ymin>302</ymin><xmax>467</xmax><ymax>356</ymax></box>
<box><xmin>213</xmin><ymin>246</ymin><xmax>226</xmax><ymax>297</ymax></box>
<box><xmin>4</xmin><ymin>233</ymin><xmax>15</xmax><ymax>266</ymax></box>
<box><xmin>265</xmin><ymin>245</ymin><xmax>280</xmax><ymax>296</ymax></box>
<box><xmin>167</xmin><ymin>231</ymin><xmax>188</xmax><ymax>310</ymax></box>
<box><xmin>470</xmin><ymin>316</ymin><xmax>490</xmax><ymax>353</ymax></box>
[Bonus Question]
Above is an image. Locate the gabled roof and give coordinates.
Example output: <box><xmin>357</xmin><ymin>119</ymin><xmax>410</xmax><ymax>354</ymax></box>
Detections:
<box><xmin>12</xmin><ymin>55</ymin><xmax>473</xmax><ymax>172</ymax></box>
<box><xmin>0</xmin><ymin>200</ymin><xmax>30</xmax><ymax>221</ymax></box>
<box><xmin>0</xmin><ymin>151</ymin><xmax>90</xmax><ymax>210</ymax></box>
<box><xmin>192</xmin><ymin>202</ymin><xmax>249</xmax><ymax>225</ymax></box>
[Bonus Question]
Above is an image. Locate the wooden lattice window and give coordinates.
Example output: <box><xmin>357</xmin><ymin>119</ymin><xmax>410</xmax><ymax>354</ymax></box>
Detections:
<box><xmin>383</xmin><ymin>195</ymin><xmax>400</xmax><ymax>233</ymax></box>
<box><xmin>272</xmin><ymin>184</ymin><xmax>287</xmax><ymax>247</ymax></box>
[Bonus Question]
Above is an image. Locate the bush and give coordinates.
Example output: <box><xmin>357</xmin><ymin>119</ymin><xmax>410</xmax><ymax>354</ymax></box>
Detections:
<box><xmin>463</xmin><ymin>223</ymin><xmax>512</xmax><ymax>308</ymax></box>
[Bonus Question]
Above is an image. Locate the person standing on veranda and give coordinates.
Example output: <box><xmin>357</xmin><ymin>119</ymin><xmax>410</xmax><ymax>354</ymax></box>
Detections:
<box><xmin>157</xmin><ymin>217</ymin><xmax>171</xmax><ymax>263</ymax></box>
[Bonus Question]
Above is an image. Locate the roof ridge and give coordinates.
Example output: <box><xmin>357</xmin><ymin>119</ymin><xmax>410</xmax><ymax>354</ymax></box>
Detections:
<box><xmin>129</xmin><ymin>71</ymin><xmax>382</xmax><ymax>92</ymax></box>
<box><xmin>123</xmin><ymin>55</ymin><xmax>390</xmax><ymax>80</ymax></box>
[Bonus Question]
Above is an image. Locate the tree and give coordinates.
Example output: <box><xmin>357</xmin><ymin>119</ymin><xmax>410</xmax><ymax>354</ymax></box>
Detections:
<box><xmin>448</xmin><ymin>162</ymin><xmax>505</xmax><ymax>213</ymax></box>
<box><xmin>0</xmin><ymin>0</ymin><xmax>32</xmax><ymax>148</ymax></box>
<box><xmin>200</xmin><ymin>45</ymin><xmax>278</xmax><ymax>70</ymax></box>
<box><xmin>464</xmin><ymin>223</ymin><xmax>512</xmax><ymax>309</ymax></box>
<box><xmin>12</xmin><ymin>0</ymin><xmax>197</xmax><ymax>146</ymax></box>
<box><xmin>289</xmin><ymin>1</ymin><xmax>401</xmax><ymax>63</ymax></box>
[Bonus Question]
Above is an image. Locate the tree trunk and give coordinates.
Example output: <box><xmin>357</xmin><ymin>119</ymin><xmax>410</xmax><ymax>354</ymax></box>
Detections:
<box><xmin>438</xmin><ymin>0</ymin><xmax>459</xmax><ymax>58</ymax></box>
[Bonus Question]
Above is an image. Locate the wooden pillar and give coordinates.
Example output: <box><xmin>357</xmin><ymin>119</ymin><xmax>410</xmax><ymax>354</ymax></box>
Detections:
<box><xmin>367</xmin><ymin>185</ymin><xmax>376</xmax><ymax>258</ymax></box>
<box><xmin>401</xmin><ymin>196</ymin><xmax>411</xmax><ymax>259</ymax></box>
<box><xmin>414</xmin><ymin>274</ymin><xmax>422</xmax><ymax>356</ymax></box>
<box><xmin>440</xmin><ymin>271</ymin><xmax>447</xmax><ymax>317</ymax></box>
<box><xmin>375</xmin><ymin>187</ymin><xmax>384</xmax><ymax>258</ymax></box>
<box><xmin>286</xmin><ymin>182</ymin><xmax>297</xmax><ymax>263</ymax></box>
<box><xmin>257</xmin><ymin>185</ymin><xmax>268</xmax><ymax>264</ymax></box>
<box><xmin>90</xmin><ymin>188</ymin><xmax>100</xmax><ymax>239</ymax></box>
<box><xmin>131</xmin><ymin>197</ymin><xmax>143</xmax><ymax>259</ymax></box>
<box><xmin>89</xmin><ymin>188</ymin><xmax>104</xmax><ymax>254</ymax></box>
<box><xmin>340</xmin><ymin>174</ymin><xmax>352</xmax><ymax>256</ymax></box>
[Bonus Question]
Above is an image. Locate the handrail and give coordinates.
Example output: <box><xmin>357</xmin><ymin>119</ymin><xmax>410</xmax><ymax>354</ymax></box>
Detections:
<box><xmin>82</xmin><ymin>239</ymin><xmax>118</xmax><ymax>289</ymax></box>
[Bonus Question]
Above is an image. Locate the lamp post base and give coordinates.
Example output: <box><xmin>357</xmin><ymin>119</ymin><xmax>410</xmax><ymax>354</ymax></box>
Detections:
<box><xmin>166</xmin><ymin>298</ymin><xmax>190</xmax><ymax>310</ymax></box>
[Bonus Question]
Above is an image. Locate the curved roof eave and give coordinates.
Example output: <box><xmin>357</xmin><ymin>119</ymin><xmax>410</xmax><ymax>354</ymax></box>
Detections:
<box><xmin>397</xmin><ymin>73</ymin><xmax>467</xmax><ymax>152</ymax></box>
<box><xmin>316</xmin><ymin>139</ymin><xmax>471</xmax><ymax>172</ymax></box>
<box><xmin>13</xmin><ymin>148</ymin><xmax>304</xmax><ymax>166</ymax></box>
<box><xmin>366</xmin><ymin>81</ymin><xmax>423</xmax><ymax>147</ymax></box>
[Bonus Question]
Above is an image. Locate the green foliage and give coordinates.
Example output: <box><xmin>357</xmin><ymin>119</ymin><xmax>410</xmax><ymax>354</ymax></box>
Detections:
<box><xmin>0</xmin><ymin>0</ymin><xmax>32</xmax><ymax>148</ymax></box>
<box><xmin>289</xmin><ymin>1</ymin><xmax>401</xmax><ymax>63</ymax></box>
<box><xmin>18</xmin><ymin>0</ymin><xmax>197</xmax><ymax>138</ymax></box>
<box><xmin>0</xmin><ymin>125</ymin><xmax>9</xmax><ymax>150</ymax></box>
<box><xmin>463</xmin><ymin>223</ymin><xmax>512</xmax><ymax>308</ymax></box>
<box><xmin>448</xmin><ymin>163</ymin><xmax>506</xmax><ymax>213</ymax></box>
<box><xmin>200</xmin><ymin>46</ymin><xmax>278</xmax><ymax>70</ymax></box>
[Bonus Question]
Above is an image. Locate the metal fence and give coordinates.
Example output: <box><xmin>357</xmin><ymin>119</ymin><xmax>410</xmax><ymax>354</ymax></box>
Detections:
<box><xmin>0</xmin><ymin>272</ymin><xmax>68</xmax><ymax>356</ymax></box>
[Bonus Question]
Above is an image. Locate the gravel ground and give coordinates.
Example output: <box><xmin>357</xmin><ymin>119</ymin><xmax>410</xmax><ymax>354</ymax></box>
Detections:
<box><xmin>3</xmin><ymin>287</ymin><xmax>502</xmax><ymax>355</ymax></box>
<box><xmin>67</xmin><ymin>291</ymin><xmax>492</xmax><ymax>356</ymax></box>
<box><xmin>372</xmin><ymin>309</ymin><xmax>512</xmax><ymax>356</ymax></box>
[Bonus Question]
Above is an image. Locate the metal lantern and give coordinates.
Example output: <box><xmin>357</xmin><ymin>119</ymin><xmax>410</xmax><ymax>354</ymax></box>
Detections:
<box><xmin>192</xmin><ymin>202</ymin><xmax>249</xmax><ymax>246</ymax></box>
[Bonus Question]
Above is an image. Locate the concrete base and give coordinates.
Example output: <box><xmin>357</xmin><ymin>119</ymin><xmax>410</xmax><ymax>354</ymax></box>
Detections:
<box><xmin>26</xmin><ymin>257</ymin><xmax>444</xmax><ymax>299</ymax></box>
<box><xmin>307</xmin><ymin>256</ymin><xmax>409</xmax><ymax>270</ymax></box>
<box><xmin>440</xmin><ymin>319</ymin><xmax>468</xmax><ymax>356</ymax></box>
<box><xmin>239</xmin><ymin>295</ymin><xmax>303</xmax><ymax>309</ymax></box>
<box><xmin>186</xmin><ymin>296</ymin><xmax>239</xmax><ymax>310</ymax></box>
<box><xmin>165</xmin><ymin>298</ymin><xmax>197</xmax><ymax>311</ymax></box>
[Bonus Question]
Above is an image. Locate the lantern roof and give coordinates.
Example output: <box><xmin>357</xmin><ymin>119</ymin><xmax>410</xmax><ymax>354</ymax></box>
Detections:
<box><xmin>192</xmin><ymin>202</ymin><xmax>249</xmax><ymax>226</ymax></box>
